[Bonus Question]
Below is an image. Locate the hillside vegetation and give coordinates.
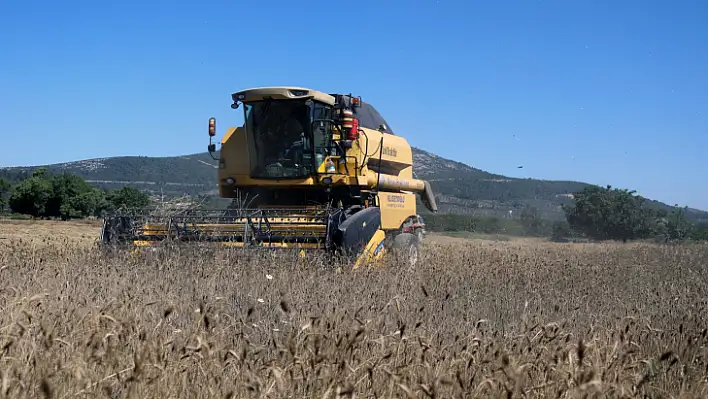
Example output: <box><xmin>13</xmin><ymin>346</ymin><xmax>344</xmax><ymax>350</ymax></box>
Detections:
<box><xmin>2</xmin><ymin>148</ymin><xmax>706</xmax><ymax>223</ymax></box>
<box><xmin>0</xmin><ymin>153</ymin><xmax>219</xmax><ymax>198</ymax></box>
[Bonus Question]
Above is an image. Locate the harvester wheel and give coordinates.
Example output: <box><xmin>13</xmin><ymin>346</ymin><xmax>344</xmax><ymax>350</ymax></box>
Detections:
<box><xmin>392</xmin><ymin>232</ymin><xmax>420</xmax><ymax>269</ymax></box>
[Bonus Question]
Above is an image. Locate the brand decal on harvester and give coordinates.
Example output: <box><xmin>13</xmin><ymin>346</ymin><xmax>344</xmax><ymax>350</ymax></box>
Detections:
<box><xmin>387</xmin><ymin>194</ymin><xmax>405</xmax><ymax>202</ymax></box>
<box><xmin>382</xmin><ymin>146</ymin><xmax>397</xmax><ymax>157</ymax></box>
<box><xmin>385</xmin><ymin>194</ymin><xmax>405</xmax><ymax>208</ymax></box>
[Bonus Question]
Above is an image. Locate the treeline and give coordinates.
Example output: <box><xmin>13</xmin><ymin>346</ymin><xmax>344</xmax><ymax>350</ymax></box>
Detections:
<box><xmin>425</xmin><ymin>185</ymin><xmax>708</xmax><ymax>243</ymax></box>
<box><xmin>2</xmin><ymin>169</ymin><xmax>707</xmax><ymax>244</ymax></box>
<box><xmin>0</xmin><ymin>168</ymin><xmax>151</xmax><ymax>220</ymax></box>
<box><xmin>428</xmin><ymin>175</ymin><xmax>589</xmax><ymax>203</ymax></box>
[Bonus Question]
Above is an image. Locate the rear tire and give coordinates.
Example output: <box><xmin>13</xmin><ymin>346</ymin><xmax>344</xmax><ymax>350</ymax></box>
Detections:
<box><xmin>392</xmin><ymin>232</ymin><xmax>420</xmax><ymax>269</ymax></box>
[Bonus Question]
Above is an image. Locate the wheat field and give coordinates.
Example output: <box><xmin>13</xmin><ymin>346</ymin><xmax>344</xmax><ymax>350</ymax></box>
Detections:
<box><xmin>1</xmin><ymin>220</ymin><xmax>708</xmax><ymax>398</ymax></box>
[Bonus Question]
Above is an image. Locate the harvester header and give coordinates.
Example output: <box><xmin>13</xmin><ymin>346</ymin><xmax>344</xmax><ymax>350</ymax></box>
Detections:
<box><xmin>101</xmin><ymin>86</ymin><xmax>438</xmax><ymax>269</ymax></box>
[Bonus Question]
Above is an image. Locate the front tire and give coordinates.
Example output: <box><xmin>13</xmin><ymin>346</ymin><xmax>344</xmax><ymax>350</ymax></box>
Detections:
<box><xmin>392</xmin><ymin>232</ymin><xmax>420</xmax><ymax>269</ymax></box>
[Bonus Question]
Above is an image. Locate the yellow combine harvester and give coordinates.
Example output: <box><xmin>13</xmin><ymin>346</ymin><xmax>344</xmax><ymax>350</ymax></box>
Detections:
<box><xmin>100</xmin><ymin>86</ymin><xmax>438</xmax><ymax>268</ymax></box>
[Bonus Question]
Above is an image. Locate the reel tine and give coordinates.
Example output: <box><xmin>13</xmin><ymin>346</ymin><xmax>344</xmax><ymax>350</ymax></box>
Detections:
<box><xmin>100</xmin><ymin>206</ymin><xmax>334</xmax><ymax>251</ymax></box>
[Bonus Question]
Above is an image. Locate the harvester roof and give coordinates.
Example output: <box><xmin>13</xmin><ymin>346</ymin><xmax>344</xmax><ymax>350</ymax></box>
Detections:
<box><xmin>232</xmin><ymin>86</ymin><xmax>336</xmax><ymax>105</ymax></box>
<box><xmin>231</xmin><ymin>86</ymin><xmax>396</xmax><ymax>136</ymax></box>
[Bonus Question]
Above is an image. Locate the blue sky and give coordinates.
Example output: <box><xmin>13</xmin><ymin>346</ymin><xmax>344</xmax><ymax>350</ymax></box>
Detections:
<box><xmin>1</xmin><ymin>0</ymin><xmax>706</xmax><ymax>209</ymax></box>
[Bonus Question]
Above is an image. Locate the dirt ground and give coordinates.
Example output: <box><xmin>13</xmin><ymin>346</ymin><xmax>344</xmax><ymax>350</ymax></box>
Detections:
<box><xmin>0</xmin><ymin>218</ymin><xmax>103</xmax><ymax>247</ymax></box>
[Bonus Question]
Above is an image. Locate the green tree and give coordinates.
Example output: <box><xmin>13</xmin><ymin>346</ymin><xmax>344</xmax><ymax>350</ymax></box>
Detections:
<box><xmin>0</xmin><ymin>178</ymin><xmax>11</xmax><ymax>213</ymax></box>
<box><xmin>476</xmin><ymin>216</ymin><xmax>501</xmax><ymax>234</ymax></box>
<box><xmin>60</xmin><ymin>188</ymin><xmax>109</xmax><ymax>219</ymax></box>
<box><xmin>690</xmin><ymin>222</ymin><xmax>708</xmax><ymax>241</ymax></box>
<box><xmin>8</xmin><ymin>168</ymin><xmax>53</xmax><ymax>217</ymax></box>
<box><xmin>520</xmin><ymin>205</ymin><xmax>543</xmax><ymax>236</ymax></box>
<box><xmin>564</xmin><ymin>185</ymin><xmax>656</xmax><ymax>242</ymax></box>
<box><xmin>5</xmin><ymin>169</ymin><xmax>152</xmax><ymax>219</ymax></box>
<box><xmin>665</xmin><ymin>208</ymin><xmax>694</xmax><ymax>241</ymax></box>
<box><xmin>46</xmin><ymin>173</ymin><xmax>107</xmax><ymax>219</ymax></box>
<box><xmin>422</xmin><ymin>214</ymin><xmax>477</xmax><ymax>232</ymax></box>
<box><xmin>106</xmin><ymin>186</ymin><xmax>151</xmax><ymax>211</ymax></box>
<box><xmin>550</xmin><ymin>220</ymin><xmax>571</xmax><ymax>242</ymax></box>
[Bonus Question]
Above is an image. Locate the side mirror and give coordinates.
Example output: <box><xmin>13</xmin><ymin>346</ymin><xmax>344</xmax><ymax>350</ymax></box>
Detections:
<box><xmin>208</xmin><ymin>117</ymin><xmax>216</xmax><ymax>137</ymax></box>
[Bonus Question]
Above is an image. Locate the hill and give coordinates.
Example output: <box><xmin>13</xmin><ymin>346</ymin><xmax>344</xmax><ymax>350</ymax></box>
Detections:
<box><xmin>2</xmin><ymin>148</ymin><xmax>706</xmax><ymax>222</ymax></box>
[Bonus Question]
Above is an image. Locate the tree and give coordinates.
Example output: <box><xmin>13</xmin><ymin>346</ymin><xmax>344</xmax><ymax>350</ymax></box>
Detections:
<box><xmin>0</xmin><ymin>178</ymin><xmax>11</xmax><ymax>213</ymax></box>
<box><xmin>6</xmin><ymin>169</ymin><xmax>149</xmax><ymax>219</ymax></box>
<box><xmin>564</xmin><ymin>185</ymin><xmax>656</xmax><ymax>242</ymax></box>
<box><xmin>60</xmin><ymin>188</ymin><xmax>109</xmax><ymax>219</ymax></box>
<box><xmin>550</xmin><ymin>220</ymin><xmax>571</xmax><ymax>242</ymax></box>
<box><xmin>46</xmin><ymin>173</ymin><xmax>109</xmax><ymax>219</ymax></box>
<box><xmin>690</xmin><ymin>222</ymin><xmax>708</xmax><ymax>241</ymax></box>
<box><xmin>8</xmin><ymin>168</ymin><xmax>53</xmax><ymax>217</ymax></box>
<box><xmin>520</xmin><ymin>205</ymin><xmax>543</xmax><ymax>236</ymax></box>
<box><xmin>664</xmin><ymin>208</ymin><xmax>694</xmax><ymax>241</ymax></box>
<box><xmin>106</xmin><ymin>186</ymin><xmax>150</xmax><ymax>211</ymax></box>
<box><xmin>422</xmin><ymin>213</ymin><xmax>477</xmax><ymax>232</ymax></box>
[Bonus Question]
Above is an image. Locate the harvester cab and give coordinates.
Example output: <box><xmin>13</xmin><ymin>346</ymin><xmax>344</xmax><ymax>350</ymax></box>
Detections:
<box><xmin>101</xmin><ymin>86</ymin><xmax>438</xmax><ymax>269</ymax></box>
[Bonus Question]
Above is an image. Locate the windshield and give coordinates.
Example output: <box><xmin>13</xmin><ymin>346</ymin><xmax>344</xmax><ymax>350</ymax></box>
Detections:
<box><xmin>243</xmin><ymin>100</ymin><xmax>332</xmax><ymax>179</ymax></box>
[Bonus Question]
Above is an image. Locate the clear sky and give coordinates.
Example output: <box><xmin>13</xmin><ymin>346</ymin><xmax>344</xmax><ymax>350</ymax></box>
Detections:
<box><xmin>1</xmin><ymin>0</ymin><xmax>706</xmax><ymax>209</ymax></box>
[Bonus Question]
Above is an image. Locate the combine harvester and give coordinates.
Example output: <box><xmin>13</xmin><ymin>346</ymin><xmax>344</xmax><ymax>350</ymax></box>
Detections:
<box><xmin>100</xmin><ymin>86</ymin><xmax>438</xmax><ymax>268</ymax></box>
